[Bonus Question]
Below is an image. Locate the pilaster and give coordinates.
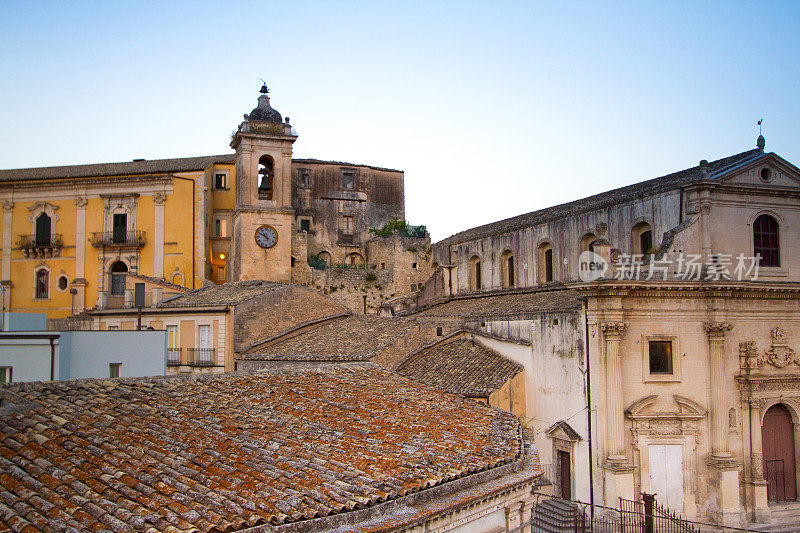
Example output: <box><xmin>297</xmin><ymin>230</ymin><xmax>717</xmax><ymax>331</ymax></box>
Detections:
<box><xmin>2</xmin><ymin>200</ymin><xmax>13</xmax><ymax>281</ymax></box>
<box><xmin>153</xmin><ymin>192</ymin><xmax>166</xmax><ymax>278</ymax></box>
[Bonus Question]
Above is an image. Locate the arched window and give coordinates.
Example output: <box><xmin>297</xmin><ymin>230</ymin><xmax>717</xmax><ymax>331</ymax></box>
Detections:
<box><xmin>318</xmin><ymin>251</ymin><xmax>331</xmax><ymax>264</ymax></box>
<box><xmin>346</xmin><ymin>252</ymin><xmax>364</xmax><ymax>266</ymax></box>
<box><xmin>631</xmin><ymin>222</ymin><xmax>653</xmax><ymax>255</ymax></box>
<box><xmin>469</xmin><ymin>255</ymin><xmax>482</xmax><ymax>291</ymax></box>
<box><xmin>501</xmin><ymin>250</ymin><xmax>514</xmax><ymax>288</ymax></box>
<box><xmin>538</xmin><ymin>242</ymin><xmax>554</xmax><ymax>283</ymax></box>
<box><xmin>35</xmin><ymin>268</ymin><xmax>49</xmax><ymax>299</ymax></box>
<box><xmin>258</xmin><ymin>155</ymin><xmax>274</xmax><ymax>200</ymax></box>
<box><xmin>580</xmin><ymin>232</ymin><xmax>597</xmax><ymax>254</ymax></box>
<box><xmin>110</xmin><ymin>261</ymin><xmax>128</xmax><ymax>296</ymax></box>
<box><xmin>35</xmin><ymin>213</ymin><xmax>51</xmax><ymax>247</ymax></box>
<box><xmin>754</xmin><ymin>214</ymin><xmax>780</xmax><ymax>267</ymax></box>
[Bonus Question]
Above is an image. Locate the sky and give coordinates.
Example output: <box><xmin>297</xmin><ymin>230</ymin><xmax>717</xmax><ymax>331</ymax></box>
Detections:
<box><xmin>1</xmin><ymin>1</ymin><xmax>799</xmax><ymax>241</ymax></box>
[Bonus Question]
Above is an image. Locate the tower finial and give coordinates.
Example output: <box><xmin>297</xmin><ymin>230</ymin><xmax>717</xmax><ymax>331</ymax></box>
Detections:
<box><xmin>258</xmin><ymin>78</ymin><xmax>269</xmax><ymax>94</ymax></box>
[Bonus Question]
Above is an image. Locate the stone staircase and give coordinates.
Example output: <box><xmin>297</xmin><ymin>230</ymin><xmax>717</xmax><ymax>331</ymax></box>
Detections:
<box><xmin>747</xmin><ymin>502</ymin><xmax>800</xmax><ymax>532</ymax></box>
<box><xmin>531</xmin><ymin>497</ymin><xmax>584</xmax><ymax>532</ymax></box>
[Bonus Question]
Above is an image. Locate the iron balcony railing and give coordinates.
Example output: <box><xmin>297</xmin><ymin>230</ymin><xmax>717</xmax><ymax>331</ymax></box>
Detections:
<box><xmin>187</xmin><ymin>348</ymin><xmax>215</xmax><ymax>367</ymax></box>
<box><xmin>17</xmin><ymin>234</ymin><xmax>64</xmax><ymax>249</ymax></box>
<box><xmin>338</xmin><ymin>231</ymin><xmax>358</xmax><ymax>245</ymax></box>
<box><xmin>166</xmin><ymin>348</ymin><xmax>182</xmax><ymax>366</ymax></box>
<box><xmin>90</xmin><ymin>230</ymin><xmax>146</xmax><ymax>248</ymax></box>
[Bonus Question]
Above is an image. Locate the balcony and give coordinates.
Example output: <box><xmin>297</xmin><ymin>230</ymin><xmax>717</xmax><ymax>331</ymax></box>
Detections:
<box><xmin>90</xmin><ymin>230</ymin><xmax>146</xmax><ymax>249</ymax></box>
<box><xmin>167</xmin><ymin>348</ymin><xmax>182</xmax><ymax>366</ymax></box>
<box><xmin>187</xmin><ymin>348</ymin><xmax>216</xmax><ymax>367</ymax></box>
<box><xmin>337</xmin><ymin>231</ymin><xmax>359</xmax><ymax>246</ymax></box>
<box><xmin>17</xmin><ymin>234</ymin><xmax>63</xmax><ymax>258</ymax></box>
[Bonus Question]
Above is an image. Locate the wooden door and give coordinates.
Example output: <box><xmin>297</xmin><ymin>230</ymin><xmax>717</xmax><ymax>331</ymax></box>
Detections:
<box><xmin>648</xmin><ymin>444</ymin><xmax>684</xmax><ymax>512</ymax></box>
<box><xmin>558</xmin><ymin>450</ymin><xmax>571</xmax><ymax>499</ymax></box>
<box><xmin>763</xmin><ymin>403</ymin><xmax>797</xmax><ymax>502</ymax></box>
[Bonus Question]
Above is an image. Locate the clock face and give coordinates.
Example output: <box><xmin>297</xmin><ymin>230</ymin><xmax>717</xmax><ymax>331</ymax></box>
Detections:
<box><xmin>255</xmin><ymin>225</ymin><xmax>278</xmax><ymax>249</ymax></box>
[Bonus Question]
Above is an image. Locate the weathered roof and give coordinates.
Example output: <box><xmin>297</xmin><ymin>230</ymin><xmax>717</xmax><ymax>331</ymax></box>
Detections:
<box><xmin>158</xmin><ymin>280</ymin><xmax>287</xmax><ymax>308</ymax></box>
<box><xmin>437</xmin><ymin>148</ymin><xmax>763</xmax><ymax>246</ymax></box>
<box><xmin>414</xmin><ymin>287</ymin><xmax>581</xmax><ymax>319</ymax></box>
<box><xmin>240</xmin><ymin>315</ymin><xmax>418</xmax><ymax>361</ymax></box>
<box><xmin>0</xmin><ymin>154</ymin><xmax>236</xmax><ymax>182</ymax></box>
<box><xmin>396</xmin><ymin>335</ymin><xmax>523</xmax><ymax>398</ymax></box>
<box><xmin>0</xmin><ymin>364</ymin><xmax>520</xmax><ymax>531</ymax></box>
<box><xmin>0</xmin><ymin>156</ymin><xmax>402</xmax><ymax>182</ymax></box>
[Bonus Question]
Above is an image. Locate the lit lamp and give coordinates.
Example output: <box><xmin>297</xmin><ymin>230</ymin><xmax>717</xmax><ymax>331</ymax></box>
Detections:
<box><xmin>219</xmin><ymin>253</ymin><xmax>226</xmax><ymax>261</ymax></box>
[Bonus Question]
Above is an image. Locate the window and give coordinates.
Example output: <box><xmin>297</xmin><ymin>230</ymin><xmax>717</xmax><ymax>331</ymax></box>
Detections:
<box><xmin>110</xmin><ymin>261</ymin><xmax>128</xmax><ymax>296</ymax></box>
<box><xmin>298</xmin><ymin>169</ymin><xmax>312</xmax><ymax>188</ymax></box>
<box><xmin>0</xmin><ymin>367</ymin><xmax>12</xmax><ymax>383</ymax></box>
<box><xmin>166</xmin><ymin>325</ymin><xmax>178</xmax><ymax>349</ymax></box>
<box><xmin>346</xmin><ymin>252</ymin><xmax>364</xmax><ymax>265</ymax></box>
<box><xmin>760</xmin><ymin>168</ymin><xmax>773</xmax><ymax>183</ymax></box>
<box><xmin>469</xmin><ymin>255</ymin><xmax>482</xmax><ymax>291</ymax></box>
<box><xmin>631</xmin><ymin>222</ymin><xmax>653</xmax><ymax>255</ymax></box>
<box><xmin>35</xmin><ymin>213</ymin><xmax>51</xmax><ymax>247</ymax></box>
<box><xmin>342</xmin><ymin>216</ymin><xmax>354</xmax><ymax>234</ymax></box>
<box><xmin>538</xmin><ymin>243</ymin><xmax>554</xmax><ymax>283</ymax></box>
<box><xmin>109</xmin><ymin>363</ymin><xmax>122</xmax><ymax>378</ymax></box>
<box><xmin>107</xmin><ymin>325</ymin><xmax>119</xmax><ymax>331</ymax></box>
<box><xmin>198</xmin><ymin>325</ymin><xmax>212</xmax><ymax>349</ymax></box>
<box><xmin>754</xmin><ymin>214</ymin><xmax>780</xmax><ymax>267</ymax></box>
<box><xmin>258</xmin><ymin>155</ymin><xmax>274</xmax><ymax>200</ymax></box>
<box><xmin>57</xmin><ymin>275</ymin><xmax>68</xmax><ymax>291</ymax></box>
<box><xmin>112</xmin><ymin>213</ymin><xmax>127</xmax><ymax>244</ymax></box>
<box><xmin>341</xmin><ymin>168</ymin><xmax>355</xmax><ymax>189</ymax></box>
<box><xmin>214</xmin><ymin>218</ymin><xmax>227</xmax><ymax>238</ymax></box>
<box><xmin>436</xmin><ymin>326</ymin><xmax>443</xmax><ymax>336</ymax></box>
<box><xmin>649</xmin><ymin>341</ymin><xmax>673</xmax><ymax>374</ymax></box>
<box><xmin>35</xmin><ymin>269</ymin><xmax>49</xmax><ymax>299</ymax></box>
<box><xmin>381</xmin><ymin>262</ymin><xmax>386</xmax><ymax>269</ymax></box>
<box><xmin>300</xmin><ymin>219</ymin><xmax>311</xmax><ymax>232</ymax></box>
<box><xmin>580</xmin><ymin>233</ymin><xmax>597</xmax><ymax>254</ymax></box>
<box><xmin>412</xmin><ymin>262</ymin><xmax>417</xmax><ymax>269</ymax></box>
<box><xmin>318</xmin><ymin>251</ymin><xmax>331</xmax><ymax>264</ymax></box>
<box><xmin>501</xmin><ymin>250</ymin><xmax>514</xmax><ymax>288</ymax></box>
<box><xmin>214</xmin><ymin>173</ymin><xmax>227</xmax><ymax>190</ymax></box>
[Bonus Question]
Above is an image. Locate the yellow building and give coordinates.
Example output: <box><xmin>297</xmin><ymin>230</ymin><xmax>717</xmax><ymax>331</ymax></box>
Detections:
<box><xmin>0</xmin><ymin>84</ymin><xmax>407</xmax><ymax>319</ymax></box>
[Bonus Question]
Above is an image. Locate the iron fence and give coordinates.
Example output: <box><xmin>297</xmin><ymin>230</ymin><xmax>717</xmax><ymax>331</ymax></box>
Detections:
<box><xmin>187</xmin><ymin>348</ymin><xmax>215</xmax><ymax>367</ymax></box>
<box><xmin>530</xmin><ymin>492</ymin><xmax>759</xmax><ymax>533</ymax></box>
<box><xmin>166</xmin><ymin>348</ymin><xmax>182</xmax><ymax>366</ymax></box>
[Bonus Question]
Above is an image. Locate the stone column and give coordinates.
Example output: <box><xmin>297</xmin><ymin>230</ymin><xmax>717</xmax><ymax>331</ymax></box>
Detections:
<box><xmin>704</xmin><ymin>322</ymin><xmax>733</xmax><ymax>457</ymax></box>
<box><xmin>602</xmin><ymin>321</ymin><xmax>628</xmax><ymax>460</ymax></box>
<box><xmin>74</xmin><ymin>197</ymin><xmax>87</xmax><ymax>278</ymax></box>
<box><xmin>601</xmin><ymin>321</ymin><xmax>635</xmax><ymax>503</ymax></box>
<box><xmin>704</xmin><ymin>322</ymin><xmax>742</xmax><ymax>526</ymax></box>
<box><xmin>153</xmin><ymin>192</ymin><xmax>166</xmax><ymax>279</ymax></box>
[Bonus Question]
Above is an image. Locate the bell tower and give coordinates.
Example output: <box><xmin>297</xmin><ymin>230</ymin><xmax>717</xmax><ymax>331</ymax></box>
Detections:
<box><xmin>229</xmin><ymin>83</ymin><xmax>297</xmax><ymax>282</ymax></box>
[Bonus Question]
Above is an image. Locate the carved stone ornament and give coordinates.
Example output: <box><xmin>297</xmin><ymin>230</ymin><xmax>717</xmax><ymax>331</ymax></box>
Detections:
<box><xmin>2</xmin><ymin>200</ymin><xmax>14</xmax><ymax>211</ymax></box>
<box><xmin>153</xmin><ymin>192</ymin><xmax>167</xmax><ymax>205</ymax></box>
<box><xmin>596</xmin><ymin>222</ymin><xmax>608</xmax><ymax>236</ymax></box>
<box><xmin>74</xmin><ymin>197</ymin><xmax>88</xmax><ymax>208</ymax></box>
<box><xmin>601</xmin><ymin>322</ymin><xmax>627</xmax><ymax>339</ymax></box>
<box><xmin>703</xmin><ymin>322</ymin><xmax>733</xmax><ymax>339</ymax></box>
<box><xmin>764</xmin><ymin>326</ymin><xmax>798</xmax><ymax>368</ymax></box>
<box><xmin>739</xmin><ymin>341</ymin><xmax>762</xmax><ymax>370</ymax></box>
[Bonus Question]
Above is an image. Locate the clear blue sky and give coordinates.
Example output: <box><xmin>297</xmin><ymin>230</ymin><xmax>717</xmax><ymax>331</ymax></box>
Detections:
<box><xmin>1</xmin><ymin>1</ymin><xmax>798</xmax><ymax>241</ymax></box>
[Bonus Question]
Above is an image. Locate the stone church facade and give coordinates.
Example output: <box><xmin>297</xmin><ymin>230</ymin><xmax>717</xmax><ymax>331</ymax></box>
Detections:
<box><xmin>413</xmin><ymin>138</ymin><xmax>800</xmax><ymax>526</ymax></box>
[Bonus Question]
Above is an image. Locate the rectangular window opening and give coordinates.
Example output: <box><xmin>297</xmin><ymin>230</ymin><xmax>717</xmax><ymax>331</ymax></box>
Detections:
<box><xmin>214</xmin><ymin>218</ymin><xmax>227</xmax><ymax>238</ymax></box>
<box><xmin>649</xmin><ymin>340</ymin><xmax>673</xmax><ymax>374</ymax></box>
<box><xmin>215</xmin><ymin>173</ymin><xmax>227</xmax><ymax>190</ymax></box>
<box><xmin>0</xmin><ymin>367</ymin><xmax>12</xmax><ymax>383</ymax></box>
<box><xmin>109</xmin><ymin>363</ymin><xmax>122</xmax><ymax>378</ymax></box>
<box><xmin>299</xmin><ymin>169</ymin><xmax>312</xmax><ymax>188</ymax></box>
<box><xmin>341</xmin><ymin>169</ymin><xmax>355</xmax><ymax>190</ymax></box>
<box><xmin>343</xmin><ymin>216</ymin><xmax>354</xmax><ymax>234</ymax></box>
<box><xmin>300</xmin><ymin>219</ymin><xmax>311</xmax><ymax>232</ymax></box>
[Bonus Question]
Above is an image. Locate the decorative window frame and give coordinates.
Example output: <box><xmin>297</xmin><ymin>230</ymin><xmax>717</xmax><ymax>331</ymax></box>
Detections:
<box><xmin>101</xmin><ymin>194</ymin><xmax>138</xmax><ymax>234</ymax></box>
<box><xmin>630</xmin><ymin>219</ymin><xmax>654</xmax><ymax>255</ymax></box>
<box><xmin>170</xmin><ymin>267</ymin><xmax>186</xmax><ymax>287</ymax></box>
<box><xmin>642</xmin><ymin>334</ymin><xmax>681</xmax><ymax>383</ymax></box>
<box><xmin>55</xmin><ymin>272</ymin><xmax>70</xmax><ymax>293</ymax></box>
<box><xmin>33</xmin><ymin>264</ymin><xmax>51</xmax><ymax>300</ymax></box>
<box><xmin>545</xmin><ymin>421</ymin><xmax>581</xmax><ymax>499</ymax></box>
<box><xmin>748</xmin><ymin>210</ymin><xmax>786</xmax><ymax>275</ymax></box>
<box><xmin>27</xmin><ymin>202</ymin><xmax>59</xmax><ymax>236</ymax></box>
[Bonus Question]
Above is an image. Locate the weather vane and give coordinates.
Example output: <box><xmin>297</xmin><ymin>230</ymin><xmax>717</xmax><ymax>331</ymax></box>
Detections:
<box><xmin>758</xmin><ymin>118</ymin><xmax>763</xmax><ymax>135</ymax></box>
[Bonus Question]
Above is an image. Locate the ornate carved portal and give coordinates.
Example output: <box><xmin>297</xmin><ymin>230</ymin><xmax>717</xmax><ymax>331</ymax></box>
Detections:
<box><xmin>626</xmin><ymin>395</ymin><xmax>706</xmax><ymax>516</ymax></box>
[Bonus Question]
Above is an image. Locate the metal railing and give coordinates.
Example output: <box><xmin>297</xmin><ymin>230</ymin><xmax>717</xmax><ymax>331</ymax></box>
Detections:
<box><xmin>90</xmin><ymin>230</ymin><xmax>146</xmax><ymax>248</ymax></box>
<box><xmin>187</xmin><ymin>348</ymin><xmax>215</xmax><ymax>367</ymax></box>
<box><xmin>17</xmin><ymin>234</ymin><xmax>63</xmax><ymax>249</ymax></box>
<box><xmin>530</xmin><ymin>492</ymin><xmax>756</xmax><ymax>533</ymax></box>
<box><xmin>338</xmin><ymin>231</ymin><xmax>358</xmax><ymax>245</ymax></box>
<box><xmin>166</xmin><ymin>348</ymin><xmax>182</xmax><ymax>366</ymax></box>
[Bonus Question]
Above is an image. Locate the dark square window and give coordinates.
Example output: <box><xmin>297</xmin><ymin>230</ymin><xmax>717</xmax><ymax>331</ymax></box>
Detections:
<box><xmin>341</xmin><ymin>169</ymin><xmax>355</xmax><ymax>190</ymax></box>
<box><xmin>215</xmin><ymin>173</ymin><xmax>227</xmax><ymax>189</ymax></box>
<box><xmin>649</xmin><ymin>341</ymin><xmax>673</xmax><ymax>374</ymax></box>
<box><xmin>436</xmin><ymin>326</ymin><xmax>443</xmax><ymax>336</ymax></box>
<box><xmin>300</xmin><ymin>219</ymin><xmax>311</xmax><ymax>232</ymax></box>
<box><xmin>298</xmin><ymin>169</ymin><xmax>312</xmax><ymax>188</ymax></box>
<box><xmin>109</xmin><ymin>363</ymin><xmax>121</xmax><ymax>378</ymax></box>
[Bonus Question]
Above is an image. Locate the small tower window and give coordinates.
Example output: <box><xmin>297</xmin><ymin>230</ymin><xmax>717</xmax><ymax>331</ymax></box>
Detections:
<box><xmin>631</xmin><ymin>222</ymin><xmax>653</xmax><ymax>255</ymax></box>
<box><xmin>258</xmin><ymin>155</ymin><xmax>274</xmax><ymax>200</ymax></box>
<box><xmin>341</xmin><ymin>168</ymin><xmax>356</xmax><ymax>190</ymax></box>
<box><xmin>469</xmin><ymin>255</ymin><xmax>482</xmax><ymax>291</ymax></box>
<box><xmin>300</xmin><ymin>219</ymin><xmax>311</xmax><ymax>232</ymax></box>
<box><xmin>298</xmin><ymin>169</ymin><xmax>312</xmax><ymax>188</ymax></box>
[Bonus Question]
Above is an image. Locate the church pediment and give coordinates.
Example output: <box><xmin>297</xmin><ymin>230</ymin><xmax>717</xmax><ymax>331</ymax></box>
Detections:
<box><xmin>713</xmin><ymin>153</ymin><xmax>800</xmax><ymax>189</ymax></box>
<box><xmin>545</xmin><ymin>421</ymin><xmax>582</xmax><ymax>442</ymax></box>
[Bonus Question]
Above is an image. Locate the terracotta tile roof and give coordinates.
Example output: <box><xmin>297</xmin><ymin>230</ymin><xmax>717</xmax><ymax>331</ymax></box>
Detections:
<box><xmin>158</xmin><ymin>280</ymin><xmax>288</xmax><ymax>308</ymax></box>
<box><xmin>415</xmin><ymin>287</ymin><xmax>581</xmax><ymax>319</ymax></box>
<box><xmin>240</xmin><ymin>315</ymin><xmax>418</xmax><ymax>361</ymax></box>
<box><xmin>0</xmin><ymin>154</ymin><xmax>236</xmax><ymax>182</ymax></box>
<box><xmin>127</xmin><ymin>273</ymin><xmax>189</xmax><ymax>292</ymax></box>
<box><xmin>0</xmin><ymin>155</ymin><xmax>401</xmax><ymax>182</ymax></box>
<box><xmin>0</xmin><ymin>364</ymin><xmax>520</xmax><ymax>532</ymax></box>
<box><xmin>437</xmin><ymin>149</ymin><xmax>763</xmax><ymax>246</ymax></box>
<box><xmin>396</xmin><ymin>335</ymin><xmax>523</xmax><ymax>398</ymax></box>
